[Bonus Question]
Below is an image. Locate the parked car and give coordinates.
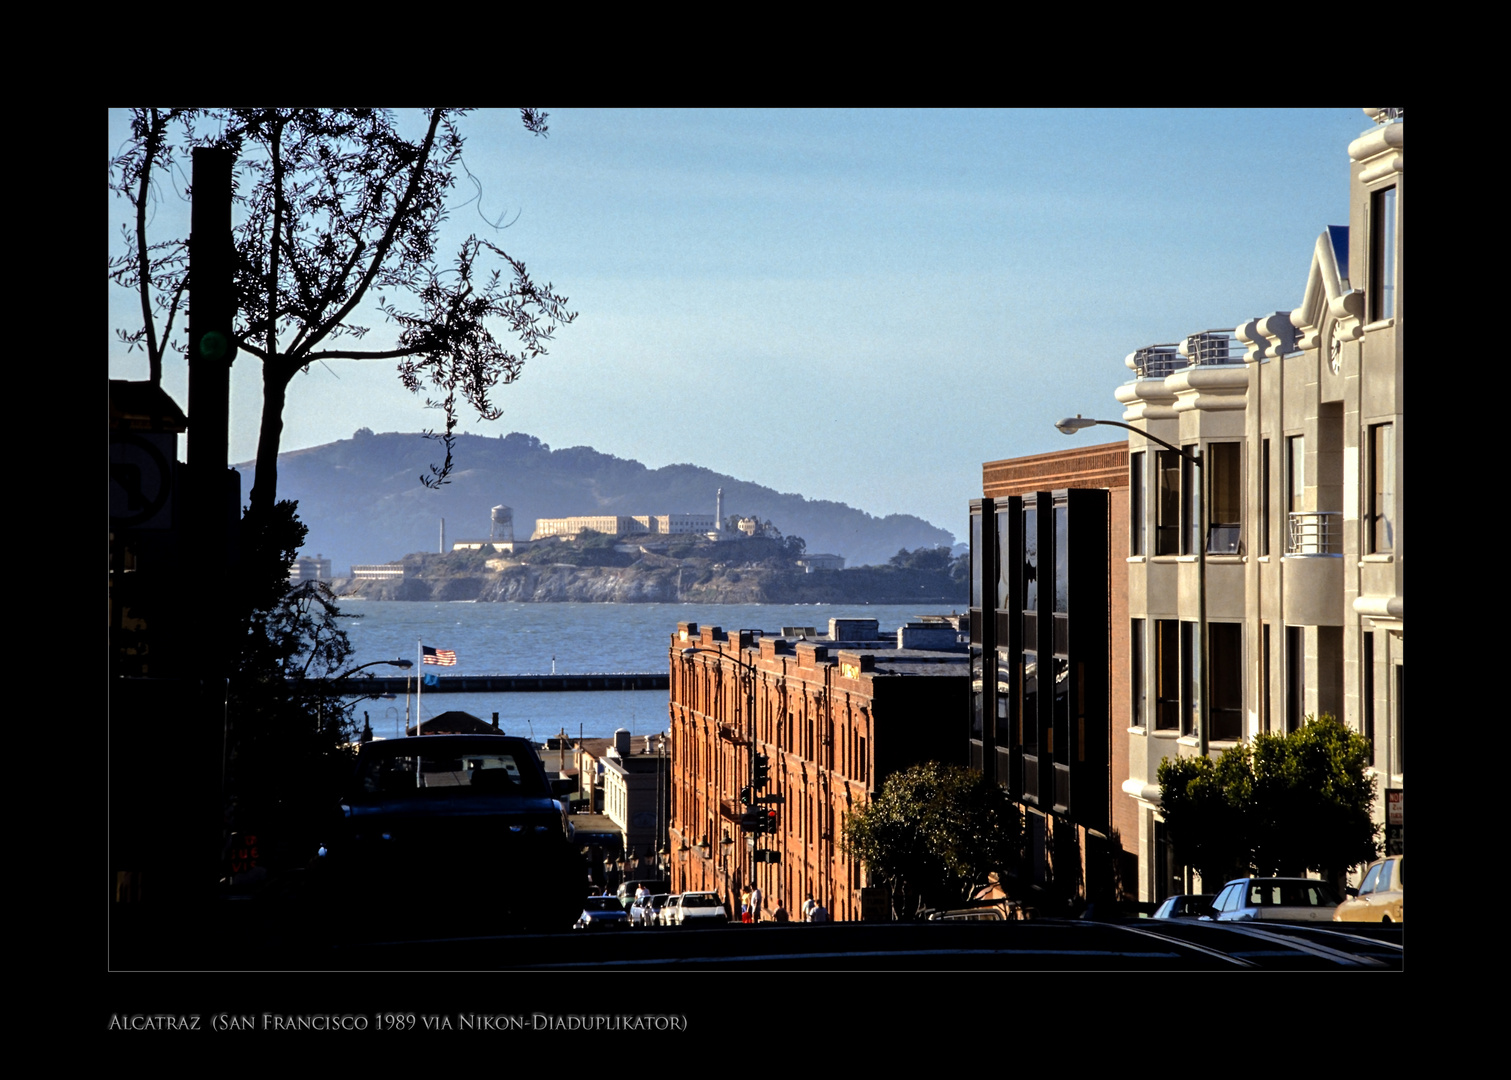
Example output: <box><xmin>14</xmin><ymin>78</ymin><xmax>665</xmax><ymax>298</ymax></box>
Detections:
<box><xmin>316</xmin><ymin>734</ymin><xmax>583</xmax><ymax>931</ymax></box>
<box><xmin>577</xmin><ymin>895</ymin><xmax>632</xmax><ymax>930</ymax></box>
<box><xmin>647</xmin><ymin>893</ymin><xmax>670</xmax><ymax>926</ymax></box>
<box><xmin>671</xmin><ymin>891</ymin><xmax>727</xmax><ymax>927</ymax></box>
<box><xmin>1208</xmin><ymin>878</ymin><xmax>1342</xmax><ymax>923</ymax></box>
<box><xmin>1151</xmin><ymin>894</ymin><xmax>1216</xmax><ymax>920</ymax></box>
<box><xmin>617</xmin><ymin>879</ymin><xmax>671</xmax><ymax>910</ymax></box>
<box><xmin>1335</xmin><ymin>856</ymin><xmax>1403</xmax><ymax>923</ymax></box>
<box><xmin>628</xmin><ymin>894</ymin><xmax>656</xmax><ymax>927</ymax></box>
<box><xmin>661</xmin><ymin>893</ymin><xmax>683</xmax><ymax>926</ymax></box>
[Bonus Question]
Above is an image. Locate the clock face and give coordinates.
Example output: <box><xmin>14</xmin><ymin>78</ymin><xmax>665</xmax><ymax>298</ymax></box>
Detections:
<box><xmin>1328</xmin><ymin>332</ymin><xmax>1343</xmax><ymax>375</ymax></box>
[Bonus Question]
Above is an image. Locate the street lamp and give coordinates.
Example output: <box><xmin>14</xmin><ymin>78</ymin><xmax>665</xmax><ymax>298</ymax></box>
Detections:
<box><xmin>1055</xmin><ymin>415</ymin><xmax>1210</xmax><ymax>757</ymax></box>
<box><xmin>335</xmin><ymin>658</ymin><xmax>415</xmax><ymax>679</ymax></box>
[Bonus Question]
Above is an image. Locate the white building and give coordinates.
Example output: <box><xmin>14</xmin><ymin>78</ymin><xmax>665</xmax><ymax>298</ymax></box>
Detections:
<box><xmin>1118</xmin><ymin>110</ymin><xmax>1403</xmax><ymax>901</ymax></box>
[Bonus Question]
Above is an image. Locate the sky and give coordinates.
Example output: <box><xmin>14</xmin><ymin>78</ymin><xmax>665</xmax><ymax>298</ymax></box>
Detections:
<box><xmin>108</xmin><ymin>108</ymin><xmax>1373</xmax><ymax>543</ymax></box>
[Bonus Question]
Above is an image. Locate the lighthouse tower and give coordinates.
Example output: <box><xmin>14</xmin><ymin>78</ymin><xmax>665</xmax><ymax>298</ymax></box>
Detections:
<box><xmin>716</xmin><ymin>487</ymin><xmax>724</xmax><ymax>532</ymax></box>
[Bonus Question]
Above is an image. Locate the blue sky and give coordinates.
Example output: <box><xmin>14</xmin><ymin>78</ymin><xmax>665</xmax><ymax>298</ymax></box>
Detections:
<box><xmin>108</xmin><ymin>108</ymin><xmax>1372</xmax><ymax>543</ymax></box>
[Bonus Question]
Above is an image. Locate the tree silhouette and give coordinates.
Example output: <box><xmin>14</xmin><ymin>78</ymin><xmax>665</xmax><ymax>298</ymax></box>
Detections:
<box><xmin>109</xmin><ymin>108</ymin><xmax>575</xmax><ymax>511</ymax></box>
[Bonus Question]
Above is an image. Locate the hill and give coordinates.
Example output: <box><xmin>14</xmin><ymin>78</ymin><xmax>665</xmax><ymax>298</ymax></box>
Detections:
<box><xmin>237</xmin><ymin>431</ymin><xmax>957</xmax><ymax>570</ymax></box>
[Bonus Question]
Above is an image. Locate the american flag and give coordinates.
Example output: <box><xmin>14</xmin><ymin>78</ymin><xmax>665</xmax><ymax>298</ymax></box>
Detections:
<box><xmin>421</xmin><ymin>646</ymin><xmax>457</xmax><ymax>667</ymax></box>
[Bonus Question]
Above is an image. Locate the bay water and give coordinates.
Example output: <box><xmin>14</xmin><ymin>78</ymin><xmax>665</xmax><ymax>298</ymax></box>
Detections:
<box><xmin>336</xmin><ymin>600</ymin><xmax>952</xmax><ymax>742</ymax></box>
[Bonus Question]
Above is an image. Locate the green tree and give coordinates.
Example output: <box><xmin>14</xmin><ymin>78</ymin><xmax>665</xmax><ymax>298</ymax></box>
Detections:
<box><xmin>1157</xmin><ymin>714</ymin><xmax>1378</xmax><ymax>889</ymax></box>
<box><xmin>844</xmin><ymin>761</ymin><xmax>1021</xmax><ymax>919</ymax></box>
<box><xmin>109</xmin><ymin>107</ymin><xmax>575</xmax><ymax>510</ymax></box>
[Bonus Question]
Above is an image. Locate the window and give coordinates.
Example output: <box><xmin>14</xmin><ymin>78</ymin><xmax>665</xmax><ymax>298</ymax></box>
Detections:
<box><xmin>1206</xmin><ymin>442</ymin><xmax>1242</xmax><ymax>554</ymax></box>
<box><xmin>1155</xmin><ymin>621</ymin><xmax>1179</xmax><ymax>730</ymax></box>
<box><xmin>1209</xmin><ymin>623</ymin><xmax>1242</xmax><ymax>742</ymax></box>
<box><xmin>1262</xmin><ymin>624</ymin><xmax>1272</xmax><ymax>734</ymax></box>
<box><xmin>1369</xmin><ymin>423</ymin><xmax>1395</xmax><ymax>553</ymax></box>
<box><xmin>1130</xmin><ymin>451</ymin><xmax>1145</xmax><ymax>556</ymax></box>
<box><xmin>1391</xmin><ymin>665</ymin><xmax>1404</xmax><ymax>777</ymax></box>
<box><xmin>1183</xmin><ymin>451</ymin><xmax>1200</xmax><ymax>555</ymax></box>
<box><xmin>1181</xmin><ymin>622</ymin><xmax>1197</xmax><ymax>736</ymax></box>
<box><xmin>1371</xmin><ymin>186</ymin><xmax>1397</xmax><ymax>321</ymax></box>
<box><xmin>1022</xmin><ymin>506</ymin><xmax>1039</xmax><ymax>613</ymax></box>
<box><xmin>1131</xmin><ymin>619</ymin><xmax>1146</xmax><ymax>728</ymax></box>
<box><xmin>996</xmin><ymin>510</ymin><xmax>1012</xmax><ymax>610</ymax></box>
<box><xmin>1286</xmin><ymin>626</ymin><xmax>1305</xmax><ymax>733</ymax></box>
<box><xmin>970</xmin><ymin>512</ymin><xmax>983</xmax><ymax>610</ymax></box>
<box><xmin>1260</xmin><ymin>438</ymin><xmax>1271</xmax><ymax>556</ymax></box>
<box><xmin>1362</xmin><ymin>633</ymin><xmax>1375</xmax><ymax>754</ymax></box>
<box><xmin>1156</xmin><ymin>450</ymin><xmax>1180</xmax><ymax>555</ymax></box>
<box><xmin>1287</xmin><ymin>436</ymin><xmax>1305</xmax><ymax>513</ymax></box>
<box><xmin>1053</xmin><ymin>504</ymin><xmax>1069</xmax><ymax>615</ymax></box>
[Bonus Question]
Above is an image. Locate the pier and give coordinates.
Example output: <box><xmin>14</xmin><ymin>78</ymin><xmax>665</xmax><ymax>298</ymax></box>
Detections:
<box><xmin>324</xmin><ymin>673</ymin><xmax>669</xmax><ymax>695</ymax></box>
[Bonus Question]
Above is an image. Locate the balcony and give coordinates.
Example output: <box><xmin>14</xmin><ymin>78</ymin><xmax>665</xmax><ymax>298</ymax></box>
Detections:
<box><xmin>1283</xmin><ymin>512</ymin><xmax>1344</xmax><ymax>626</ymax></box>
<box><xmin>1287</xmin><ymin>511</ymin><xmax>1342</xmax><ymax>555</ymax></box>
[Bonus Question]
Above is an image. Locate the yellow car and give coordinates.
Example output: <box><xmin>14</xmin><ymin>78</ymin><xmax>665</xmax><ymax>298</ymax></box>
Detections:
<box><xmin>1334</xmin><ymin>856</ymin><xmax>1404</xmax><ymax>923</ymax></box>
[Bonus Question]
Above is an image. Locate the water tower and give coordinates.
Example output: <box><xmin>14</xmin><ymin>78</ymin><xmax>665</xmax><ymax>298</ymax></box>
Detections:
<box><xmin>490</xmin><ymin>505</ymin><xmax>515</xmax><ymax>542</ymax></box>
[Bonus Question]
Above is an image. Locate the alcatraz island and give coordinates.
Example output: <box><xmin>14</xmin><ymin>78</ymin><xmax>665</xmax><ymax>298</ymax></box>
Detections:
<box><xmin>324</xmin><ymin>493</ymin><xmax>967</xmax><ymax>605</ymax></box>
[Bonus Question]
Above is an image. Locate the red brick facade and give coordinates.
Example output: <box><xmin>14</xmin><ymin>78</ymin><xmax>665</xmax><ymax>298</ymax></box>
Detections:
<box><xmin>668</xmin><ymin>622</ymin><xmax>966</xmax><ymax>922</ymax></box>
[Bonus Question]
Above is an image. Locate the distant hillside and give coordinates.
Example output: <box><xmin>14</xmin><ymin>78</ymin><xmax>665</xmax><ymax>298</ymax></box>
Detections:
<box><xmin>238</xmin><ymin>431</ymin><xmax>956</xmax><ymax>570</ymax></box>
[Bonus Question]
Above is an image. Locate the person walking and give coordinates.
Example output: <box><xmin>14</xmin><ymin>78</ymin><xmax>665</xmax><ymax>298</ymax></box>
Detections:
<box><xmin>801</xmin><ymin>893</ymin><xmax>818</xmax><ymax>922</ymax></box>
<box><xmin>749</xmin><ymin>883</ymin><xmax>763</xmax><ymax>924</ymax></box>
<box><xmin>740</xmin><ymin>885</ymin><xmax>752</xmax><ymax>924</ymax></box>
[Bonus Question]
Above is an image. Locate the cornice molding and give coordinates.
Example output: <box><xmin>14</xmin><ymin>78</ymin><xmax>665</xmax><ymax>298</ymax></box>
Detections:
<box><xmin>1293</xmin><ymin>229</ymin><xmax>1364</xmax><ymax>348</ymax></box>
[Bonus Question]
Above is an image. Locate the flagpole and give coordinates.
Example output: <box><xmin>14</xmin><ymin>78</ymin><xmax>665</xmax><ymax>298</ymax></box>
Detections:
<box><xmin>416</xmin><ymin>639</ymin><xmax>423</xmax><ymax>788</ymax></box>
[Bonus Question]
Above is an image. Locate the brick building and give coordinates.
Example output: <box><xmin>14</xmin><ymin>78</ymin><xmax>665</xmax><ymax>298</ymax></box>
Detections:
<box><xmin>667</xmin><ymin>619</ymin><xmax>968</xmax><ymax>921</ymax></box>
<box><xmin>969</xmin><ymin>440</ymin><xmax>1133</xmax><ymax>911</ymax></box>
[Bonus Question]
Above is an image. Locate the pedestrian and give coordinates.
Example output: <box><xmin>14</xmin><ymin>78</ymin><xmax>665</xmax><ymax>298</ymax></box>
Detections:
<box><xmin>749</xmin><ymin>883</ymin><xmax>763</xmax><ymax>923</ymax></box>
<box><xmin>772</xmin><ymin>899</ymin><xmax>789</xmax><ymax>924</ymax></box>
<box><xmin>740</xmin><ymin>885</ymin><xmax>752</xmax><ymax>924</ymax></box>
<box><xmin>809</xmin><ymin>902</ymin><xmax>829</xmax><ymax>924</ymax></box>
<box><xmin>801</xmin><ymin>893</ymin><xmax>817</xmax><ymax>922</ymax></box>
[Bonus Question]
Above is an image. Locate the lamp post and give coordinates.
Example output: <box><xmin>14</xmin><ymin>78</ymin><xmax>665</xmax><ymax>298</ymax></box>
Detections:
<box><xmin>679</xmin><ymin>644</ymin><xmax>766</xmax><ymax>911</ymax></box>
<box><xmin>1055</xmin><ymin>415</ymin><xmax>1209</xmax><ymax>757</ymax></box>
<box><xmin>330</xmin><ymin>658</ymin><xmax>415</xmax><ymax>742</ymax></box>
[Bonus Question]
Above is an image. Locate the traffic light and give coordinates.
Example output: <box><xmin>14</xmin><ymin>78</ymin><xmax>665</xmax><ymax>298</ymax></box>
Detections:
<box><xmin>740</xmin><ymin>785</ymin><xmax>754</xmax><ymax>806</ymax></box>
<box><xmin>762</xmin><ymin>810</ymin><xmax>779</xmax><ymax>834</ymax></box>
<box><xmin>753</xmin><ymin>753</ymin><xmax>770</xmax><ymax>790</ymax></box>
<box><xmin>739</xmin><ymin>809</ymin><xmax>764</xmax><ymax>832</ymax></box>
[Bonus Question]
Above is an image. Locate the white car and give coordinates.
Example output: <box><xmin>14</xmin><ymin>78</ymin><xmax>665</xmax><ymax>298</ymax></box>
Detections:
<box><xmin>1209</xmin><ymin>878</ymin><xmax>1342</xmax><ymax>923</ymax></box>
<box><xmin>671</xmin><ymin>891</ymin><xmax>727</xmax><ymax>927</ymax></box>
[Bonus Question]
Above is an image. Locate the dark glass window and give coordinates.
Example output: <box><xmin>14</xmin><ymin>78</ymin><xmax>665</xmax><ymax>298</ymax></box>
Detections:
<box><xmin>1155</xmin><ymin>621</ymin><xmax>1179</xmax><ymax>731</ymax></box>
<box><xmin>1130</xmin><ymin>451</ymin><xmax>1145</xmax><ymax>556</ymax></box>
<box><xmin>1181</xmin><ymin>622</ymin><xmax>1197</xmax><ymax>737</ymax></box>
<box><xmin>1371</xmin><ymin>186</ymin><xmax>1397</xmax><ymax>321</ymax></box>
<box><xmin>1156</xmin><ymin>450</ymin><xmax>1180</xmax><ymax>555</ymax></box>
<box><xmin>970</xmin><ymin>512</ymin><xmax>983</xmax><ymax>610</ymax></box>
<box><xmin>1260</xmin><ymin>438</ymin><xmax>1271</xmax><ymax>556</ymax></box>
<box><xmin>1206</xmin><ymin>442</ymin><xmax>1242</xmax><ymax>554</ymax></box>
<box><xmin>1209</xmin><ymin>623</ymin><xmax>1242</xmax><ymax>742</ymax></box>
<box><xmin>996</xmin><ymin>511</ymin><xmax>1012</xmax><ymax>610</ymax></box>
<box><xmin>1022</xmin><ymin>507</ymin><xmax>1038</xmax><ymax>612</ymax></box>
<box><xmin>1370</xmin><ymin>423</ymin><xmax>1395</xmax><ymax>553</ymax></box>
<box><xmin>1053</xmin><ymin>504</ymin><xmax>1069</xmax><ymax>614</ymax></box>
<box><xmin>1131</xmin><ymin>619</ymin><xmax>1145</xmax><ymax>728</ymax></box>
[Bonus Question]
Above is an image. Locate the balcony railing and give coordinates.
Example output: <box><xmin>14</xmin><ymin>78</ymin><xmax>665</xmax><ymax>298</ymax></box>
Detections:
<box><xmin>1129</xmin><ymin>343</ymin><xmax>1184</xmax><ymax>379</ymax></box>
<box><xmin>1287</xmin><ymin>511</ymin><xmax>1342</xmax><ymax>555</ymax></box>
<box><xmin>1180</xmin><ymin>330</ymin><xmax>1244</xmax><ymax>367</ymax></box>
